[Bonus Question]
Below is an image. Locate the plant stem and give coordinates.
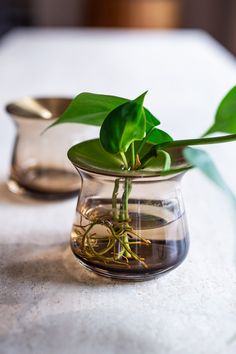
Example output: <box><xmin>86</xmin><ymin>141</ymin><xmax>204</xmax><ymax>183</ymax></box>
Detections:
<box><xmin>136</xmin><ymin>126</ymin><xmax>156</xmax><ymax>156</ymax></box>
<box><xmin>119</xmin><ymin>178</ymin><xmax>131</xmax><ymax>221</ymax></box>
<box><xmin>78</xmin><ymin>218</ymin><xmax>149</xmax><ymax>267</ymax></box>
<box><xmin>158</xmin><ymin>150</ymin><xmax>171</xmax><ymax>171</ymax></box>
<box><xmin>140</xmin><ymin>133</ymin><xmax>236</xmax><ymax>169</ymax></box>
<box><xmin>119</xmin><ymin>177</ymin><xmax>132</xmax><ymax>257</ymax></box>
<box><xmin>111</xmin><ymin>176</ymin><xmax>133</xmax><ymax>259</ymax></box>
<box><xmin>120</xmin><ymin>152</ymin><xmax>129</xmax><ymax>169</ymax></box>
<box><xmin>157</xmin><ymin>133</ymin><xmax>236</xmax><ymax>149</ymax></box>
<box><xmin>123</xmin><ymin>233</ymin><xmax>131</xmax><ymax>258</ymax></box>
<box><xmin>78</xmin><ymin>176</ymin><xmax>150</xmax><ymax>266</ymax></box>
<box><xmin>131</xmin><ymin>142</ymin><xmax>135</xmax><ymax>169</ymax></box>
<box><xmin>140</xmin><ymin>146</ymin><xmax>158</xmax><ymax>167</ymax></box>
<box><xmin>112</xmin><ymin>178</ymin><xmax>120</xmax><ymax>220</ymax></box>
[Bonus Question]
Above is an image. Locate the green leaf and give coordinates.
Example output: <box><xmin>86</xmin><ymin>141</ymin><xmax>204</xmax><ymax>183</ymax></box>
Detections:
<box><xmin>68</xmin><ymin>139</ymin><xmax>123</xmax><ymax>173</ymax></box>
<box><xmin>135</xmin><ymin>127</ymin><xmax>173</xmax><ymax>159</ymax></box>
<box><xmin>50</xmin><ymin>92</ymin><xmax>127</xmax><ymax>127</ymax></box>
<box><xmin>142</xmin><ymin>149</ymin><xmax>171</xmax><ymax>171</ymax></box>
<box><xmin>147</xmin><ymin>127</ymin><xmax>173</xmax><ymax>144</ymax></box>
<box><xmin>204</xmin><ymin>86</ymin><xmax>236</xmax><ymax>135</ymax></box>
<box><xmin>48</xmin><ymin>92</ymin><xmax>160</xmax><ymax>132</ymax></box>
<box><xmin>183</xmin><ymin>147</ymin><xmax>236</xmax><ymax>203</ymax></box>
<box><xmin>145</xmin><ymin>108</ymin><xmax>160</xmax><ymax>129</ymax></box>
<box><xmin>100</xmin><ymin>92</ymin><xmax>147</xmax><ymax>154</ymax></box>
<box><xmin>68</xmin><ymin>139</ymin><xmax>190</xmax><ymax>177</ymax></box>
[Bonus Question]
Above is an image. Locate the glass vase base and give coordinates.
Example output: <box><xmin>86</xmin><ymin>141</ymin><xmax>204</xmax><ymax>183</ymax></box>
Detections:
<box><xmin>7</xmin><ymin>178</ymin><xmax>79</xmax><ymax>201</ymax></box>
<box><xmin>76</xmin><ymin>258</ymin><xmax>177</xmax><ymax>282</ymax></box>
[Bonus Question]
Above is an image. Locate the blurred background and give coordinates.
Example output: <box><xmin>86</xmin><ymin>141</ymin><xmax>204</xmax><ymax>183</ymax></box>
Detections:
<box><xmin>0</xmin><ymin>0</ymin><xmax>236</xmax><ymax>55</ymax></box>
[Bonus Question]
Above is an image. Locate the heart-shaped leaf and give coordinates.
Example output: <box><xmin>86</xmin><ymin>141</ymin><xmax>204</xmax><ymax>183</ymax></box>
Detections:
<box><xmin>204</xmin><ymin>86</ymin><xmax>236</xmax><ymax>135</ymax></box>
<box><xmin>50</xmin><ymin>92</ymin><xmax>126</xmax><ymax>127</ymax></box>
<box><xmin>100</xmin><ymin>92</ymin><xmax>146</xmax><ymax>154</ymax></box>
<box><xmin>49</xmin><ymin>92</ymin><xmax>160</xmax><ymax>132</ymax></box>
<box><xmin>68</xmin><ymin>139</ymin><xmax>123</xmax><ymax>173</ymax></box>
<box><xmin>68</xmin><ymin>139</ymin><xmax>190</xmax><ymax>176</ymax></box>
<box><xmin>145</xmin><ymin>108</ymin><xmax>160</xmax><ymax>130</ymax></box>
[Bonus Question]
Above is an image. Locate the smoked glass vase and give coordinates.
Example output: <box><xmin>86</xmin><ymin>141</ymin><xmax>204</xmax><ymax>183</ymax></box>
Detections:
<box><xmin>6</xmin><ymin>97</ymin><xmax>82</xmax><ymax>199</ymax></box>
<box><xmin>69</xmin><ymin>148</ymin><xmax>189</xmax><ymax>281</ymax></box>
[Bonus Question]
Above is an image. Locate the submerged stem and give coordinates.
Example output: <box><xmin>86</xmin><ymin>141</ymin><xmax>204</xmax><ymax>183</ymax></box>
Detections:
<box><xmin>123</xmin><ymin>233</ymin><xmax>132</xmax><ymax>258</ymax></box>
<box><xmin>112</xmin><ymin>179</ymin><xmax>120</xmax><ymax>220</ymax></box>
<box><xmin>119</xmin><ymin>177</ymin><xmax>132</xmax><ymax>256</ymax></box>
<box><xmin>119</xmin><ymin>178</ymin><xmax>132</xmax><ymax>221</ymax></box>
<box><xmin>76</xmin><ymin>170</ymin><xmax>150</xmax><ymax>267</ymax></box>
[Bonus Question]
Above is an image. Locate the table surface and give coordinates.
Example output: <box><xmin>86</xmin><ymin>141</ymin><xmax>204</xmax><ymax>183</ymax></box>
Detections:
<box><xmin>0</xmin><ymin>29</ymin><xmax>236</xmax><ymax>354</ymax></box>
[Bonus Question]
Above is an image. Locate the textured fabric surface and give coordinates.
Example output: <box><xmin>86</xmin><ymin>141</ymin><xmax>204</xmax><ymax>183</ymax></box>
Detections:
<box><xmin>0</xmin><ymin>29</ymin><xmax>236</xmax><ymax>354</ymax></box>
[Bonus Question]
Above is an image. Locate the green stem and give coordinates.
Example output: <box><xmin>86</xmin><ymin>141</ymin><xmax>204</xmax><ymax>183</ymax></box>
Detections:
<box><xmin>87</xmin><ymin>236</ymin><xmax>115</xmax><ymax>256</ymax></box>
<box><xmin>120</xmin><ymin>178</ymin><xmax>131</xmax><ymax>221</ymax></box>
<box><xmin>112</xmin><ymin>179</ymin><xmax>120</xmax><ymax>221</ymax></box>
<box><xmin>123</xmin><ymin>233</ymin><xmax>132</xmax><ymax>258</ymax></box>
<box><xmin>157</xmin><ymin>133</ymin><xmax>236</xmax><ymax>149</ymax></box>
<box><xmin>136</xmin><ymin>126</ymin><xmax>156</xmax><ymax>156</ymax></box>
<box><xmin>109</xmin><ymin>227</ymin><xmax>140</xmax><ymax>261</ymax></box>
<box><xmin>78</xmin><ymin>220</ymin><xmax>148</xmax><ymax>266</ymax></box>
<box><xmin>120</xmin><ymin>152</ymin><xmax>129</xmax><ymax>170</ymax></box>
<box><xmin>119</xmin><ymin>177</ymin><xmax>132</xmax><ymax>256</ymax></box>
<box><xmin>140</xmin><ymin>133</ymin><xmax>236</xmax><ymax>169</ymax></box>
<box><xmin>131</xmin><ymin>142</ymin><xmax>135</xmax><ymax>169</ymax></box>
<box><xmin>81</xmin><ymin>223</ymin><xmax>96</xmax><ymax>249</ymax></box>
<box><xmin>140</xmin><ymin>146</ymin><xmax>158</xmax><ymax>167</ymax></box>
<box><xmin>158</xmin><ymin>150</ymin><xmax>171</xmax><ymax>171</ymax></box>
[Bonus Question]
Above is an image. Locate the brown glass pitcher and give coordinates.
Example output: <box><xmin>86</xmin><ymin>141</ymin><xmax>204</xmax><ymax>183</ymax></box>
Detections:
<box><xmin>6</xmin><ymin>97</ymin><xmax>82</xmax><ymax>199</ymax></box>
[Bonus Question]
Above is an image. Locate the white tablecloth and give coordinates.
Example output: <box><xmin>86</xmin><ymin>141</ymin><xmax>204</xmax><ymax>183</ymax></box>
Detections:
<box><xmin>0</xmin><ymin>29</ymin><xmax>236</xmax><ymax>354</ymax></box>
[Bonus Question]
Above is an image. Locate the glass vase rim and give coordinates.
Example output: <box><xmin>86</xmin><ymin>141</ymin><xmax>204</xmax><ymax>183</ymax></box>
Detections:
<box><xmin>68</xmin><ymin>143</ymin><xmax>192</xmax><ymax>179</ymax></box>
<box><xmin>5</xmin><ymin>96</ymin><xmax>72</xmax><ymax>121</ymax></box>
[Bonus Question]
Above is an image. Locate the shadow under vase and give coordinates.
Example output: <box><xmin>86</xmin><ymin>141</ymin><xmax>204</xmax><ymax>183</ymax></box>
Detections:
<box><xmin>1</xmin><ymin>242</ymin><xmax>120</xmax><ymax>293</ymax></box>
<box><xmin>8</xmin><ymin>164</ymin><xmax>80</xmax><ymax>200</ymax></box>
